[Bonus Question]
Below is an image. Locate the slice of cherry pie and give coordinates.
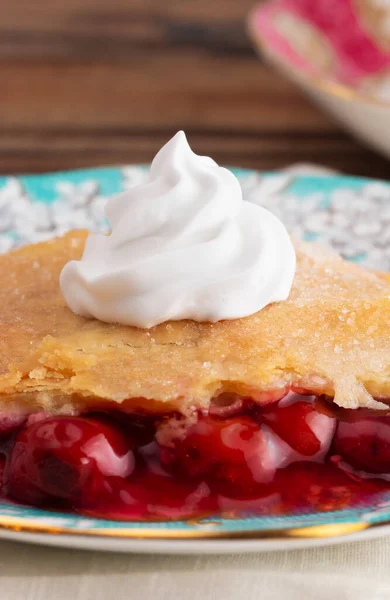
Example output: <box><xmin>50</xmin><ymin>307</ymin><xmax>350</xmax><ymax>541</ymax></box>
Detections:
<box><xmin>0</xmin><ymin>230</ymin><xmax>389</xmax><ymax>520</ymax></box>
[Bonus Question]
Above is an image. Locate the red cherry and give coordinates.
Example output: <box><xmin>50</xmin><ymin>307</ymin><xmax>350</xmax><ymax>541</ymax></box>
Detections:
<box><xmin>0</xmin><ymin>414</ymin><xmax>26</xmax><ymax>439</ymax></box>
<box><xmin>261</xmin><ymin>394</ymin><xmax>336</xmax><ymax>457</ymax></box>
<box><xmin>144</xmin><ymin>476</ymin><xmax>214</xmax><ymax>519</ymax></box>
<box><xmin>82</xmin><ymin>472</ymin><xmax>216</xmax><ymax>520</ymax></box>
<box><xmin>161</xmin><ymin>415</ymin><xmax>284</xmax><ymax>493</ymax></box>
<box><xmin>333</xmin><ymin>413</ymin><xmax>390</xmax><ymax>474</ymax></box>
<box><xmin>209</xmin><ymin>394</ymin><xmax>248</xmax><ymax>419</ymax></box>
<box><xmin>121</xmin><ymin>413</ymin><xmax>156</xmax><ymax>447</ymax></box>
<box><xmin>7</xmin><ymin>417</ymin><xmax>135</xmax><ymax>507</ymax></box>
<box><xmin>85</xmin><ymin>411</ymin><xmax>156</xmax><ymax>447</ymax></box>
<box><xmin>251</xmin><ymin>387</ymin><xmax>290</xmax><ymax>405</ymax></box>
<box><xmin>0</xmin><ymin>454</ymin><xmax>6</xmax><ymax>488</ymax></box>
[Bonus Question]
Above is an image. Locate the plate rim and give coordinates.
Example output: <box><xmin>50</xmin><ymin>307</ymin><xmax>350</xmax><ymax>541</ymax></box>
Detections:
<box><xmin>1</xmin><ymin>521</ymin><xmax>390</xmax><ymax>554</ymax></box>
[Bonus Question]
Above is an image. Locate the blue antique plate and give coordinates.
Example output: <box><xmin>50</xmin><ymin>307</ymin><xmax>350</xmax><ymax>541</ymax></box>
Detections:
<box><xmin>1</xmin><ymin>165</ymin><xmax>390</xmax><ymax>553</ymax></box>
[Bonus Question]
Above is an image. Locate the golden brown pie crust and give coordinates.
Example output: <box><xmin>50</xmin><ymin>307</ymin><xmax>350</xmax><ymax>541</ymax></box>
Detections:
<box><xmin>0</xmin><ymin>231</ymin><xmax>389</xmax><ymax>415</ymax></box>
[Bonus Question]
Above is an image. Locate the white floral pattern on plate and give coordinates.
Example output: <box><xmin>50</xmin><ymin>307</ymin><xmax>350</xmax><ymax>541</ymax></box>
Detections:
<box><xmin>0</xmin><ymin>166</ymin><xmax>389</xmax><ymax>272</ymax></box>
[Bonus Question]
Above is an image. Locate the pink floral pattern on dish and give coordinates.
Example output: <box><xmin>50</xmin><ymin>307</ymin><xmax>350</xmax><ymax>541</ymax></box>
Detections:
<box><xmin>252</xmin><ymin>0</ymin><xmax>390</xmax><ymax>88</ymax></box>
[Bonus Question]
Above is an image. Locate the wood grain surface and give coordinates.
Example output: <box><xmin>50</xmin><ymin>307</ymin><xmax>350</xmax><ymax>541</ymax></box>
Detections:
<box><xmin>0</xmin><ymin>0</ymin><xmax>388</xmax><ymax>177</ymax></box>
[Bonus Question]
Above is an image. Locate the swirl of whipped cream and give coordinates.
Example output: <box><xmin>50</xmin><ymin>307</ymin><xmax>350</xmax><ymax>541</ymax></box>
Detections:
<box><xmin>60</xmin><ymin>131</ymin><xmax>296</xmax><ymax>328</ymax></box>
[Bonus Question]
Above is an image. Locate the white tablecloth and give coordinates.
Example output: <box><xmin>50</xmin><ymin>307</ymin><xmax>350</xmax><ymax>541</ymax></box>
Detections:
<box><xmin>1</xmin><ymin>536</ymin><xmax>389</xmax><ymax>600</ymax></box>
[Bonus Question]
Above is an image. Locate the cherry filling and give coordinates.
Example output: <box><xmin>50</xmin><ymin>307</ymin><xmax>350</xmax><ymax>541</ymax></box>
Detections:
<box><xmin>7</xmin><ymin>417</ymin><xmax>135</xmax><ymax>508</ymax></box>
<box><xmin>0</xmin><ymin>392</ymin><xmax>390</xmax><ymax>520</ymax></box>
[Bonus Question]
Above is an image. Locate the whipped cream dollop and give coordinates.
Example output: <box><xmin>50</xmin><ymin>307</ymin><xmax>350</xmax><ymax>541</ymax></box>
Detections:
<box><xmin>60</xmin><ymin>131</ymin><xmax>296</xmax><ymax>328</ymax></box>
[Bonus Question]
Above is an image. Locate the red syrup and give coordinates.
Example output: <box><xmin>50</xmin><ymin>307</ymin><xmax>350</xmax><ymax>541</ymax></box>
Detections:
<box><xmin>0</xmin><ymin>392</ymin><xmax>390</xmax><ymax>521</ymax></box>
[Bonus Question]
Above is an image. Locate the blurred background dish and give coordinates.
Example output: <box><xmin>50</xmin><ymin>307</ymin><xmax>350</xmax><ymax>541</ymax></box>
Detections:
<box><xmin>248</xmin><ymin>0</ymin><xmax>390</xmax><ymax>159</ymax></box>
<box><xmin>0</xmin><ymin>0</ymin><xmax>389</xmax><ymax>178</ymax></box>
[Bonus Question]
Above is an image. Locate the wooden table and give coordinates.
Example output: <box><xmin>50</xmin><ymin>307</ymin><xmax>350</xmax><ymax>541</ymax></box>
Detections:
<box><xmin>0</xmin><ymin>0</ymin><xmax>388</xmax><ymax>177</ymax></box>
